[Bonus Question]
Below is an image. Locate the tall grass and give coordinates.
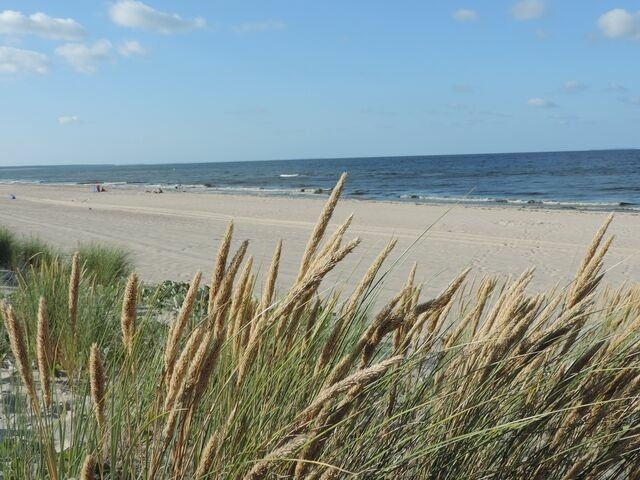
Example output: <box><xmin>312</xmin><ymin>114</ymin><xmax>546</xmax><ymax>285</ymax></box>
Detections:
<box><xmin>78</xmin><ymin>242</ymin><xmax>133</xmax><ymax>285</ymax></box>
<box><xmin>0</xmin><ymin>173</ymin><xmax>638</xmax><ymax>479</ymax></box>
<box><xmin>0</xmin><ymin>226</ymin><xmax>17</xmax><ymax>268</ymax></box>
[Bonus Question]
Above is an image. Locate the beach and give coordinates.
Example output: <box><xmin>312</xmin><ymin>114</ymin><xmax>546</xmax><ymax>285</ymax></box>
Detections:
<box><xmin>1</xmin><ymin>183</ymin><xmax>639</xmax><ymax>300</ymax></box>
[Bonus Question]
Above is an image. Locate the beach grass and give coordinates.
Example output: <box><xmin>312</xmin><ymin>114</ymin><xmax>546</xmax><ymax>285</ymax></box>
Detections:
<box><xmin>0</xmin><ymin>226</ymin><xmax>17</xmax><ymax>268</ymax></box>
<box><xmin>77</xmin><ymin>242</ymin><xmax>133</xmax><ymax>285</ymax></box>
<box><xmin>0</xmin><ymin>174</ymin><xmax>638</xmax><ymax>479</ymax></box>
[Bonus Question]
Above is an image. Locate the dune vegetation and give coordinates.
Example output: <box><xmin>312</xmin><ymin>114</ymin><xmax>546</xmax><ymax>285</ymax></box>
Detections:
<box><xmin>0</xmin><ymin>173</ymin><xmax>638</xmax><ymax>479</ymax></box>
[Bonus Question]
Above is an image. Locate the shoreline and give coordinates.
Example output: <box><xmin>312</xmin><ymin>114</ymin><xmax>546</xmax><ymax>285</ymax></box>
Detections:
<box><xmin>1</xmin><ymin>183</ymin><xmax>640</xmax><ymax>301</ymax></box>
<box><xmin>2</xmin><ymin>180</ymin><xmax>639</xmax><ymax>214</ymax></box>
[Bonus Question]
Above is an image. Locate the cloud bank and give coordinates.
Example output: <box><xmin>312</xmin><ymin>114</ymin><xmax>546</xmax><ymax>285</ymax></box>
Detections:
<box><xmin>109</xmin><ymin>1</ymin><xmax>206</xmax><ymax>34</ymax></box>
<box><xmin>55</xmin><ymin>40</ymin><xmax>112</xmax><ymax>73</ymax></box>
<box><xmin>452</xmin><ymin>9</ymin><xmax>478</xmax><ymax>23</ymax></box>
<box><xmin>0</xmin><ymin>46</ymin><xmax>48</xmax><ymax>75</ymax></box>
<box><xmin>0</xmin><ymin>10</ymin><xmax>85</xmax><ymax>40</ymax></box>
<box><xmin>528</xmin><ymin>98</ymin><xmax>557</xmax><ymax>108</ymax></box>
<box><xmin>598</xmin><ymin>9</ymin><xmax>640</xmax><ymax>40</ymax></box>
<box><xmin>510</xmin><ymin>0</ymin><xmax>545</xmax><ymax>21</ymax></box>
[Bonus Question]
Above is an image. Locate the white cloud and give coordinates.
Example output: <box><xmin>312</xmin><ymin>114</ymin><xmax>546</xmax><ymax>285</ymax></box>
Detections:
<box><xmin>0</xmin><ymin>46</ymin><xmax>48</xmax><ymax>75</ymax></box>
<box><xmin>118</xmin><ymin>40</ymin><xmax>146</xmax><ymax>57</ymax></box>
<box><xmin>58</xmin><ymin>115</ymin><xmax>81</xmax><ymax>125</ymax></box>
<box><xmin>452</xmin><ymin>9</ymin><xmax>478</xmax><ymax>23</ymax></box>
<box><xmin>535</xmin><ymin>28</ymin><xmax>548</xmax><ymax>39</ymax></box>
<box><xmin>510</xmin><ymin>0</ymin><xmax>546</xmax><ymax>21</ymax></box>
<box><xmin>55</xmin><ymin>40</ymin><xmax>112</xmax><ymax>74</ymax></box>
<box><xmin>606</xmin><ymin>82</ymin><xmax>627</xmax><ymax>92</ymax></box>
<box><xmin>109</xmin><ymin>1</ymin><xmax>206</xmax><ymax>34</ymax></box>
<box><xmin>598</xmin><ymin>9</ymin><xmax>640</xmax><ymax>40</ymax></box>
<box><xmin>528</xmin><ymin>98</ymin><xmax>557</xmax><ymax>108</ymax></box>
<box><xmin>0</xmin><ymin>10</ymin><xmax>85</xmax><ymax>41</ymax></box>
<box><xmin>562</xmin><ymin>80</ymin><xmax>587</xmax><ymax>94</ymax></box>
<box><xmin>623</xmin><ymin>96</ymin><xmax>640</xmax><ymax>105</ymax></box>
<box><xmin>452</xmin><ymin>84</ymin><xmax>473</xmax><ymax>93</ymax></box>
<box><xmin>233</xmin><ymin>20</ymin><xmax>286</xmax><ymax>34</ymax></box>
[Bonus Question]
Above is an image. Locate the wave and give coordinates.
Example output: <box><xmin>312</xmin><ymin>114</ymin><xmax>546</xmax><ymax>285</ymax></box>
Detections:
<box><xmin>399</xmin><ymin>194</ymin><xmax>638</xmax><ymax>210</ymax></box>
<box><xmin>279</xmin><ymin>173</ymin><xmax>300</xmax><ymax>178</ymax></box>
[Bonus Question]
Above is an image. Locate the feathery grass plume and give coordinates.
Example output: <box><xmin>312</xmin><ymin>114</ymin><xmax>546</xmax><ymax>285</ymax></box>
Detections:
<box><xmin>121</xmin><ymin>272</ymin><xmax>138</xmax><ymax>356</ymax></box>
<box><xmin>315</xmin><ymin>214</ymin><xmax>353</xmax><ymax>261</ymax></box>
<box><xmin>238</xmin><ymin>237</ymin><xmax>360</xmax><ymax>385</ymax></box>
<box><xmin>258</xmin><ymin>239</ymin><xmax>282</xmax><ymax>320</ymax></box>
<box><xmin>164</xmin><ymin>270</ymin><xmax>202</xmax><ymax>383</ymax></box>
<box><xmin>243</xmin><ymin>435</ymin><xmax>309</xmax><ymax>480</ymax></box>
<box><xmin>36</xmin><ymin>296</ymin><xmax>53</xmax><ymax>409</ymax></box>
<box><xmin>344</xmin><ymin>239</ymin><xmax>397</xmax><ymax>319</ymax></box>
<box><xmin>402</xmin><ymin>268</ymin><xmax>471</xmax><ymax>349</ymax></box>
<box><xmin>2</xmin><ymin>304</ymin><xmax>40</xmax><ymax>415</ymax></box>
<box><xmin>315</xmin><ymin>238</ymin><xmax>397</xmax><ymax>371</ymax></box>
<box><xmin>297</xmin><ymin>172</ymin><xmax>347</xmax><ymax>282</ymax></box>
<box><xmin>209</xmin><ymin>240</ymin><xmax>249</xmax><ymax>333</ymax></box>
<box><xmin>80</xmin><ymin>454</ymin><xmax>96</xmax><ymax>480</ymax></box>
<box><xmin>566</xmin><ymin>214</ymin><xmax>613</xmax><ymax>309</ymax></box>
<box><xmin>194</xmin><ymin>433</ymin><xmax>218</xmax><ymax>478</ymax></box>
<box><xmin>445</xmin><ymin>278</ymin><xmax>496</xmax><ymax>348</ymax></box>
<box><xmin>231</xmin><ymin>257</ymin><xmax>254</xmax><ymax>357</ymax></box>
<box><xmin>208</xmin><ymin>221</ymin><xmax>234</xmax><ymax>315</ymax></box>
<box><xmin>69</xmin><ymin>251</ymin><xmax>80</xmax><ymax>338</ymax></box>
<box><xmin>165</xmin><ymin>325</ymin><xmax>204</xmax><ymax>412</ymax></box>
<box><xmin>89</xmin><ymin>343</ymin><xmax>107</xmax><ymax>437</ymax></box>
<box><xmin>300</xmin><ymin>356</ymin><xmax>403</xmax><ymax>424</ymax></box>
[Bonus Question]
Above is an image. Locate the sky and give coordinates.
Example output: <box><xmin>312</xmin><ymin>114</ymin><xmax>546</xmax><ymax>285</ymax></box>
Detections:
<box><xmin>1</xmin><ymin>1</ymin><xmax>640</xmax><ymax>166</ymax></box>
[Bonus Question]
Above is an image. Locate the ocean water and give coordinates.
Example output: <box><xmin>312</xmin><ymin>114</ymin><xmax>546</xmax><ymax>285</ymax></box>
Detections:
<box><xmin>1</xmin><ymin>149</ymin><xmax>639</xmax><ymax>211</ymax></box>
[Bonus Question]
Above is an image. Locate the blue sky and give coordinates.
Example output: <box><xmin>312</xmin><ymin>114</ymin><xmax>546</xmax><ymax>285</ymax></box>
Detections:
<box><xmin>1</xmin><ymin>1</ymin><xmax>639</xmax><ymax>165</ymax></box>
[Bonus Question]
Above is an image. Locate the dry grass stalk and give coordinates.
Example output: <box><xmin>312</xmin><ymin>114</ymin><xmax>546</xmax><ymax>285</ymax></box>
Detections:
<box><xmin>89</xmin><ymin>343</ymin><xmax>107</xmax><ymax>437</ymax></box>
<box><xmin>300</xmin><ymin>356</ymin><xmax>403</xmax><ymax>424</ymax></box>
<box><xmin>165</xmin><ymin>325</ymin><xmax>206</xmax><ymax>412</ymax></box>
<box><xmin>258</xmin><ymin>239</ymin><xmax>282</xmax><ymax>321</ymax></box>
<box><xmin>36</xmin><ymin>296</ymin><xmax>53</xmax><ymax>409</ymax></box>
<box><xmin>321</xmin><ymin>290</ymin><xmax>406</xmax><ymax>387</ymax></box>
<box><xmin>121</xmin><ymin>272</ymin><xmax>138</xmax><ymax>356</ymax></box>
<box><xmin>194</xmin><ymin>433</ymin><xmax>218</xmax><ymax>478</ymax></box>
<box><xmin>164</xmin><ymin>270</ymin><xmax>202</xmax><ymax>383</ymax></box>
<box><xmin>80</xmin><ymin>454</ymin><xmax>96</xmax><ymax>480</ymax></box>
<box><xmin>69</xmin><ymin>251</ymin><xmax>80</xmax><ymax>338</ymax></box>
<box><xmin>315</xmin><ymin>214</ymin><xmax>353</xmax><ymax>261</ymax></box>
<box><xmin>297</xmin><ymin>172</ymin><xmax>347</xmax><ymax>282</ymax></box>
<box><xmin>2</xmin><ymin>304</ymin><xmax>40</xmax><ymax>415</ymax></box>
<box><xmin>231</xmin><ymin>256</ymin><xmax>253</xmax><ymax>356</ymax></box>
<box><xmin>211</xmin><ymin>240</ymin><xmax>249</xmax><ymax>335</ymax></box>
<box><xmin>243</xmin><ymin>435</ymin><xmax>309</xmax><ymax>480</ymax></box>
<box><xmin>238</xmin><ymin>237</ymin><xmax>360</xmax><ymax>385</ymax></box>
<box><xmin>208</xmin><ymin>221</ymin><xmax>234</xmax><ymax>315</ymax></box>
<box><xmin>344</xmin><ymin>239</ymin><xmax>397</xmax><ymax>319</ymax></box>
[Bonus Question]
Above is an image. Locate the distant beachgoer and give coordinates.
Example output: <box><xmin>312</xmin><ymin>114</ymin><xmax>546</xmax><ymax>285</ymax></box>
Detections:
<box><xmin>9</xmin><ymin>194</ymin><xmax>16</xmax><ymax>200</ymax></box>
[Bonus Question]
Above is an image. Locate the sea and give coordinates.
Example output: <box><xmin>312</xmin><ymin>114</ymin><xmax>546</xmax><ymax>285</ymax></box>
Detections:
<box><xmin>1</xmin><ymin>149</ymin><xmax>639</xmax><ymax>211</ymax></box>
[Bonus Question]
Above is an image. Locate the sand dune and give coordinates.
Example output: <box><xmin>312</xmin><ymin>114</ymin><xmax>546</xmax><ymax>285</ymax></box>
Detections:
<box><xmin>1</xmin><ymin>184</ymin><xmax>639</xmax><ymax>301</ymax></box>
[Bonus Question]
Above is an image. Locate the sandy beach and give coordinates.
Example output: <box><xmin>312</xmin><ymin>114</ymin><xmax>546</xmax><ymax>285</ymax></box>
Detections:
<box><xmin>1</xmin><ymin>183</ymin><xmax>639</xmax><ymax>300</ymax></box>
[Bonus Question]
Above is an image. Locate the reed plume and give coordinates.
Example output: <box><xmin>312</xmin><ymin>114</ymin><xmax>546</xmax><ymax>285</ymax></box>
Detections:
<box><xmin>80</xmin><ymin>454</ymin><xmax>96</xmax><ymax>480</ymax></box>
<box><xmin>89</xmin><ymin>343</ymin><xmax>107</xmax><ymax>438</ymax></box>
<box><xmin>36</xmin><ymin>296</ymin><xmax>52</xmax><ymax>409</ymax></box>
<box><xmin>3</xmin><ymin>304</ymin><xmax>40</xmax><ymax>415</ymax></box>
<box><xmin>258</xmin><ymin>239</ymin><xmax>282</xmax><ymax>320</ymax></box>
<box><xmin>121</xmin><ymin>272</ymin><xmax>138</xmax><ymax>356</ymax></box>
<box><xmin>165</xmin><ymin>270</ymin><xmax>202</xmax><ymax>382</ymax></box>
<box><xmin>208</xmin><ymin>221</ymin><xmax>233</xmax><ymax>315</ymax></box>
<box><xmin>297</xmin><ymin>172</ymin><xmax>347</xmax><ymax>282</ymax></box>
<box><xmin>69</xmin><ymin>251</ymin><xmax>80</xmax><ymax>338</ymax></box>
